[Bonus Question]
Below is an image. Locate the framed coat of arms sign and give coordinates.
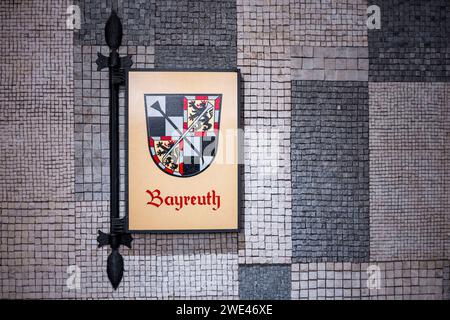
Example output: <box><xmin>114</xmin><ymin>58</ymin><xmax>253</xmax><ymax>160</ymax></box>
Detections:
<box><xmin>126</xmin><ymin>70</ymin><xmax>240</xmax><ymax>232</ymax></box>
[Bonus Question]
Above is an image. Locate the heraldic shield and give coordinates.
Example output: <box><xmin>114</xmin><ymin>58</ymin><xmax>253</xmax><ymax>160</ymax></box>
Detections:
<box><xmin>144</xmin><ymin>94</ymin><xmax>222</xmax><ymax>177</ymax></box>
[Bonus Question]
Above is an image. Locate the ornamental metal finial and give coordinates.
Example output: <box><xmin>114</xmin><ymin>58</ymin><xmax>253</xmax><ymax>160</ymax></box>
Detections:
<box><xmin>105</xmin><ymin>10</ymin><xmax>122</xmax><ymax>50</ymax></box>
<box><xmin>95</xmin><ymin>9</ymin><xmax>133</xmax><ymax>290</ymax></box>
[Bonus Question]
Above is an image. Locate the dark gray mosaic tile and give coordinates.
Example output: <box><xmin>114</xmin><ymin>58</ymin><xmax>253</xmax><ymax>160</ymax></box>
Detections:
<box><xmin>368</xmin><ymin>0</ymin><xmax>450</xmax><ymax>81</ymax></box>
<box><xmin>239</xmin><ymin>264</ymin><xmax>291</xmax><ymax>300</ymax></box>
<box><xmin>154</xmin><ymin>0</ymin><xmax>236</xmax><ymax>47</ymax></box>
<box><xmin>74</xmin><ymin>0</ymin><xmax>156</xmax><ymax>46</ymax></box>
<box><xmin>154</xmin><ymin>45</ymin><xmax>236</xmax><ymax>69</ymax></box>
<box><xmin>291</xmin><ymin>81</ymin><xmax>369</xmax><ymax>263</ymax></box>
<box><xmin>154</xmin><ymin>0</ymin><xmax>237</xmax><ymax>69</ymax></box>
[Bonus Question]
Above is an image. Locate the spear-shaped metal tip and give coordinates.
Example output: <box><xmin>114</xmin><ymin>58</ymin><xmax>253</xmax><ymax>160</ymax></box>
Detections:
<box><xmin>107</xmin><ymin>249</ymin><xmax>124</xmax><ymax>290</ymax></box>
<box><xmin>105</xmin><ymin>10</ymin><xmax>123</xmax><ymax>50</ymax></box>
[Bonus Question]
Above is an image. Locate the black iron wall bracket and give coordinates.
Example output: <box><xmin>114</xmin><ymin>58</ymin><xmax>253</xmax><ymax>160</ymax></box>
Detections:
<box><xmin>95</xmin><ymin>10</ymin><xmax>133</xmax><ymax>290</ymax></box>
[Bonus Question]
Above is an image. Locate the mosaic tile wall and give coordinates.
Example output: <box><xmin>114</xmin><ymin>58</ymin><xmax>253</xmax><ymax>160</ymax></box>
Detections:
<box><xmin>0</xmin><ymin>0</ymin><xmax>76</xmax><ymax>299</ymax></box>
<box><xmin>291</xmin><ymin>81</ymin><xmax>369</xmax><ymax>263</ymax></box>
<box><xmin>368</xmin><ymin>0</ymin><xmax>450</xmax><ymax>82</ymax></box>
<box><xmin>154</xmin><ymin>0</ymin><xmax>236</xmax><ymax>69</ymax></box>
<box><xmin>369</xmin><ymin>82</ymin><xmax>450</xmax><ymax>261</ymax></box>
<box><xmin>239</xmin><ymin>264</ymin><xmax>291</xmax><ymax>300</ymax></box>
<box><xmin>292</xmin><ymin>261</ymin><xmax>445</xmax><ymax>300</ymax></box>
<box><xmin>237</xmin><ymin>0</ymin><xmax>293</xmax><ymax>265</ymax></box>
<box><xmin>444</xmin><ymin>261</ymin><xmax>450</xmax><ymax>300</ymax></box>
<box><xmin>289</xmin><ymin>0</ymin><xmax>368</xmax><ymax>47</ymax></box>
<box><xmin>0</xmin><ymin>0</ymin><xmax>74</xmax><ymax>203</ymax></box>
<box><xmin>1</xmin><ymin>0</ymin><xmax>449</xmax><ymax>300</ymax></box>
<box><xmin>291</xmin><ymin>46</ymin><xmax>369</xmax><ymax>81</ymax></box>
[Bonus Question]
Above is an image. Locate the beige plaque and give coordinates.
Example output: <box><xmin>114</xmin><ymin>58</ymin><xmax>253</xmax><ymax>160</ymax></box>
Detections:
<box><xmin>127</xmin><ymin>70</ymin><xmax>240</xmax><ymax>232</ymax></box>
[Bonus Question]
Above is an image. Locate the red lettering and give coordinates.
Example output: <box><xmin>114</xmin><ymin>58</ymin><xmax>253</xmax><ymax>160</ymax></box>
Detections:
<box><xmin>145</xmin><ymin>189</ymin><xmax>222</xmax><ymax>212</ymax></box>
<box><xmin>212</xmin><ymin>190</ymin><xmax>220</xmax><ymax>211</ymax></box>
<box><xmin>146</xmin><ymin>189</ymin><xmax>163</xmax><ymax>208</ymax></box>
<box><xmin>198</xmin><ymin>196</ymin><xmax>206</xmax><ymax>205</ymax></box>
<box><xmin>174</xmin><ymin>196</ymin><xmax>182</xmax><ymax>211</ymax></box>
<box><xmin>165</xmin><ymin>196</ymin><xmax>174</xmax><ymax>206</ymax></box>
